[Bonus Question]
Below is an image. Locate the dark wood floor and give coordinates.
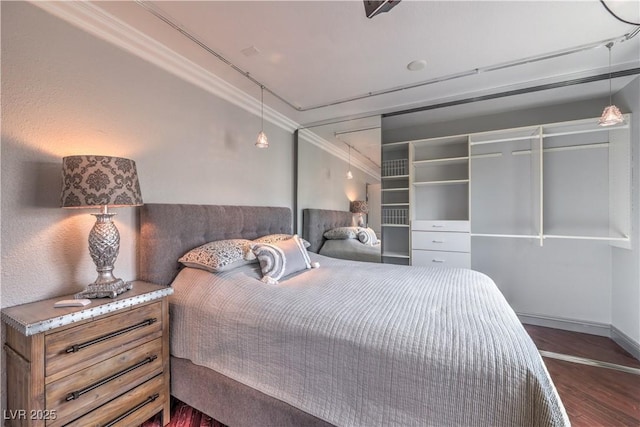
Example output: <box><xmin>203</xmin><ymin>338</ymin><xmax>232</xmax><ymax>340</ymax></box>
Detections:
<box><xmin>142</xmin><ymin>325</ymin><xmax>640</xmax><ymax>427</ymax></box>
<box><xmin>524</xmin><ymin>324</ymin><xmax>640</xmax><ymax>427</ymax></box>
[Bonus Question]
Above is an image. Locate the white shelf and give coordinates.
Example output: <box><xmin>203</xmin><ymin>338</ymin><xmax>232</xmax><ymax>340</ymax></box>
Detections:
<box><xmin>382</xmin><ymin>224</ymin><xmax>410</xmax><ymax>228</ymax></box>
<box><xmin>413</xmin><ymin>156</ymin><xmax>468</xmax><ymax>166</ymax></box>
<box><xmin>382</xmin><ymin>251</ymin><xmax>411</xmax><ymax>259</ymax></box>
<box><xmin>382</xmin><ymin>203</ymin><xmax>409</xmax><ymax>207</ymax></box>
<box><xmin>382</xmin><ymin>188</ymin><xmax>409</xmax><ymax>192</ymax></box>
<box><xmin>413</xmin><ymin>179</ymin><xmax>469</xmax><ymax>186</ymax></box>
<box><xmin>382</xmin><ymin>174</ymin><xmax>410</xmax><ymax>180</ymax></box>
<box><xmin>382</xmin><ymin>141</ymin><xmax>409</xmax><ymax>149</ymax></box>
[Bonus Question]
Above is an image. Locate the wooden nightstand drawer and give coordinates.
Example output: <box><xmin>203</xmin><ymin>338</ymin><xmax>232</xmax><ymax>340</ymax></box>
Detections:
<box><xmin>64</xmin><ymin>375</ymin><xmax>166</xmax><ymax>427</ymax></box>
<box><xmin>46</xmin><ymin>338</ymin><xmax>163</xmax><ymax>426</ymax></box>
<box><xmin>45</xmin><ymin>301</ymin><xmax>162</xmax><ymax>379</ymax></box>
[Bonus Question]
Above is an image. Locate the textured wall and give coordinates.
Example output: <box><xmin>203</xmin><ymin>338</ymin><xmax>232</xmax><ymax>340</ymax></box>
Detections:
<box><xmin>1</xmin><ymin>1</ymin><xmax>294</xmax><ymax>410</ymax></box>
<box><xmin>296</xmin><ymin>137</ymin><xmax>369</xmax><ymax>234</ymax></box>
<box><xmin>1</xmin><ymin>1</ymin><xmax>294</xmax><ymax>307</ymax></box>
<box><xmin>611</xmin><ymin>77</ymin><xmax>640</xmax><ymax>345</ymax></box>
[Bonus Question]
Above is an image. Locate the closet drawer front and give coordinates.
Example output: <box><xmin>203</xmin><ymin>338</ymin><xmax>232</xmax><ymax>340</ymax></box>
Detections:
<box><xmin>412</xmin><ymin>220</ymin><xmax>470</xmax><ymax>232</ymax></box>
<box><xmin>412</xmin><ymin>250</ymin><xmax>470</xmax><ymax>269</ymax></box>
<box><xmin>63</xmin><ymin>374</ymin><xmax>166</xmax><ymax>427</ymax></box>
<box><xmin>45</xmin><ymin>302</ymin><xmax>162</xmax><ymax>378</ymax></box>
<box><xmin>412</xmin><ymin>231</ymin><xmax>470</xmax><ymax>252</ymax></box>
<box><xmin>46</xmin><ymin>338</ymin><xmax>163</xmax><ymax>426</ymax></box>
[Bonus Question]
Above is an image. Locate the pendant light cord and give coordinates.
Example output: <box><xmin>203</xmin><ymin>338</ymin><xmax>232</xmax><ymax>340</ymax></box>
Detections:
<box><xmin>600</xmin><ymin>0</ymin><xmax>640</xmax><ymax>26</ymax></box>
<box><xmin>260</xmin><ymin>86</ymin><xmax>264</xmax><ymax>132</ymax></box>
<box><xmin>607</xmin><ymin>42</ymin><xmax>613</xmax><ymax>104</ymax></box>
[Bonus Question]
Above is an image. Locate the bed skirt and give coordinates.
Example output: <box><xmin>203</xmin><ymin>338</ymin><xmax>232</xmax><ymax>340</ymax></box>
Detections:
<box><xmin>171</xmin><ymin>356</ymin><xmax>334</xmax><ymax>427</ymax></box>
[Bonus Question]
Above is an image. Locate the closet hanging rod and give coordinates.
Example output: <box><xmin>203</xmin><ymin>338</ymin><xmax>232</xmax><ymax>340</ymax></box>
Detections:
<box><xmin>512</xmin><ymin>142</ymin><xmax>610</xmax><ymax>156</ymax></box>
<box><xmin>543</xmin><ymin>124</ymin><xmax>629</xmax><ymax>138</ymax></box>
<box><xmin>470</xmin><ymin>134</ymin><xmax>539</xmax><ymax>146</ymax></box>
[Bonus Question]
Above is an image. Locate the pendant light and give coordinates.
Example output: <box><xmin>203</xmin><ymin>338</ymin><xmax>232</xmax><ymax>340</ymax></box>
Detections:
<box><xmin>256</xmin><ymin>86</ymin><xmax>269</xmax><ymax>148</ymax></box>
<box><xmin>346</xmin><ymin>145</ymin><xmax>353</xmax><ymax>179</ymax></box>
<box><xmin>599</xmin><ymin>42</ymin><xmax>624</xmax><ymax>127</ymax></box>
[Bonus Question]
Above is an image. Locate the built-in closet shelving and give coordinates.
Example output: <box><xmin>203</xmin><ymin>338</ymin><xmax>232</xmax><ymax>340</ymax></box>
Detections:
<box><xmin>381</xmin><ymin>142</ymin><xmax>410</xmax><ymax>264</ymax></box>
<box><xmin>410</xmin><ymin>135</ymin><xmax>471</xmax><ymax>268</ymax></box>
<box><xmin>380</xmin><ymin>114</ymin><xmax>632</xmax><ymax>266</ymax></box>
<box><xmin>470</xmin><ymin>115</ymin><xmax>631</xmax><ymax>247</ymax></box>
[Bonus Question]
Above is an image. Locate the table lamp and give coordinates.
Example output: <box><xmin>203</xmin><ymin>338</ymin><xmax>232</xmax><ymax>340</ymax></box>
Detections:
<box><xmin>350</xmin><ymin>200</ymin><xmax>369</xmax><ymax>227</ymax></box>
<box><xmin>60</xmin><ymin>155</ymin><xmax>143</xmax><ymax>298</ymax></box>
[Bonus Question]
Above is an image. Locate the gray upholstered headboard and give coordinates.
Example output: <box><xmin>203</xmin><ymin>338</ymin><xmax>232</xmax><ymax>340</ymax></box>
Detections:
<box><xmin>302</xmin><ymin>208</ymin><xmax>355</xmax><ymax>253</ymax></box>
<box><xmin>138</xmin><ymin>204</ymin><xmax>292</xmax><ymax>286</ymax></box>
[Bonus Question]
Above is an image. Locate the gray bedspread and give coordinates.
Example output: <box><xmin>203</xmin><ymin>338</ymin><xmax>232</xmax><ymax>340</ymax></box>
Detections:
<box><xmin>319</xmin><ymin>239</ymin><xmax>381</xmax><ymax>262</ymax></box>
<box><xmin>169</xmin><ymin>253</ymin><xmax>569</xmax><ymax>426</ymax></box>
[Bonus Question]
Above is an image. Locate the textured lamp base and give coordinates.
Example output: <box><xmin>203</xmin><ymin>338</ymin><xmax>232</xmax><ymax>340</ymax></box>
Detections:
<box><xmin>75</xmin><ymin>280</ymin><xmax>133</xmax><ymax>299</ymax></box>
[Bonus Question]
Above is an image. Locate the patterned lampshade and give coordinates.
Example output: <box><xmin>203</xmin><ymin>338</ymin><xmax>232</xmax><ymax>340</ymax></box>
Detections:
<box><xmin>61</xmin><ymin>155</ymin><xmax>143</xmax><ymax>208</ymax></box>
<box><xmin>350</xmin><ymin>200</ymin><xmax>369</xmax><ymax>214</ymax></box>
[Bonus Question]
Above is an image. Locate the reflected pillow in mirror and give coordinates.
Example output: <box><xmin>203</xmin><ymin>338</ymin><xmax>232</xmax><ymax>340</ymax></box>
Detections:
<box><xmin>323</xmin><ymin>226</ymin><xmax>360</xmax><ymax>240</ymax></box>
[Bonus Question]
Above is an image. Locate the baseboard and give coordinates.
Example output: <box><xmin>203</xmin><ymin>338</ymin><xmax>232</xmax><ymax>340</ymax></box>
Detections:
<box><xmin>611</xmin><ymin>326</ymin><xmax>640</xmax><ymax>361</ymax></box>
<box><xmin>517</xmin><ymin>312</ymin><xmax>611</xmax><ymax>337</ymax></box>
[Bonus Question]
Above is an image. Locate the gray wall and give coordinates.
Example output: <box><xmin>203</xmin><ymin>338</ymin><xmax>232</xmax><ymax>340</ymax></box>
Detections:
<box><xmin>296</xmin><ymin>137</ymin><xmax>370</xmax><ymax>234</ymax></box>
<box><xmin>383</xmin><ymin>82</ymin><xmax>640</xmax><ymax>347</ymax></box>
<box><xmin>611</xmin><ymin>77</ymin><xmax>640</xmax><ymax>347</ymax></box>
<box><xmin>1</xmin><ymin>1</ymin><xmax>294</xmax><ymax>409</ymax></box>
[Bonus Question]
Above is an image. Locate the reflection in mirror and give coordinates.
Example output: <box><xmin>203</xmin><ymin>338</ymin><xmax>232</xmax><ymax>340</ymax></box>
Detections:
<box><xmin>297</xmin><ymin>116</ymin><xmax>382</xmax><ymax>262</ymax></box>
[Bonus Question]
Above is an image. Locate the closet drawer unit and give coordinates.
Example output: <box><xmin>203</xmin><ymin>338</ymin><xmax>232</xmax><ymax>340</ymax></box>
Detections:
<box><xmin>412</xmin><ymin>231</ymin><xmax>470</xmax><ymax>253</ymax></box>
<box><xmin>412</xmin><ymin>220</ymin><xmax>470</xmax><ymax>232</ymax></box>
<box><xmin>45</xmin><ymin>301</ymin><xmax>162</xmax><ymax>380</ymax></box>
<box><xmin>412</xmin><ymin>250</ymin><xmax>470</xmax><ymax>269</ymax></box>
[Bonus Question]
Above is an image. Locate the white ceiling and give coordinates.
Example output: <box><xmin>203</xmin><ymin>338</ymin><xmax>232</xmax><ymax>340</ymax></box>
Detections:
<box><xmin>91</xmin><ymin>0</ymin><xmax>640</xmax><ymax>164</ymax></box>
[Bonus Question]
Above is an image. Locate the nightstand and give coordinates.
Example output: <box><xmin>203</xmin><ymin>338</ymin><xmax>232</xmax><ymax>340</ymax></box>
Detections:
<box><xmin>2</xmin><ymin>281</ymin><xmax>173</xmax><ymax>427</ymax></box>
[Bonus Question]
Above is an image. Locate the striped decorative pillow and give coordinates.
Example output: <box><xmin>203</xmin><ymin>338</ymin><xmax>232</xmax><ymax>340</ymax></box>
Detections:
<box><xmin>357</xmin><ymin>228</ymin><xmax>379</xmax><ymax>245</ymax></box>
<box><xmin>252</xmin><ymin>235</ymin><xmax>311</xmax><ymax>284</ymax></box>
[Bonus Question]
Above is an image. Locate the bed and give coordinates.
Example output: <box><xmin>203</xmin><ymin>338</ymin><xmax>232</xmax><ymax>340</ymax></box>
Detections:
<box><xmin>139</xmin><ymin>203</ymin><xmax>569</xmax><ymax>427</ymax></box>
<box><xmin>303</xmin><ymin>208</ymin><xmax>381</xmax><ymax>262</ymax></box>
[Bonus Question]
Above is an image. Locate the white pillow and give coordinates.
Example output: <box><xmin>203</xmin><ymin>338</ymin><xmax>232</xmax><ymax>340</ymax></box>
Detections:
<box><xmin>323</xmin><ymin>226</ymin><xmax>360</xmax><ymax>240</ymax></box>
<box><xmin>245</xmin><ymin>234</ymin><xmax>311</xmax><ymax>260</ymax></box>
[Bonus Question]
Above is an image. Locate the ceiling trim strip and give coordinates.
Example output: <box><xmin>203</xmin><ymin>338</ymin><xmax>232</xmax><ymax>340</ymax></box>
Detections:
<box><xmin>383</xmin><ymin>68</ymin><xmax>640</xmax><ymax>118</ymax></box>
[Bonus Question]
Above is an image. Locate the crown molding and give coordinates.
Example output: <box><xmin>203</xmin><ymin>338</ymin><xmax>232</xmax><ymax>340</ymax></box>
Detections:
<box><xmin>31</xmin><ymin>1</ymin><xmax>381</xmax><ymax>180</ymax></box>
<box><xmin>30</xmin><ymin>1</ymin><xmax>298</xmax><ymax>133</ymax></box>
<box><xmin>299</xmin><ymin>129</ymin><xmax>381</xmax><ymax>181</ymax></box>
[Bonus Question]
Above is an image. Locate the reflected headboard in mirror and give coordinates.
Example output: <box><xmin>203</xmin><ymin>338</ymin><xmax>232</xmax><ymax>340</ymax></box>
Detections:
<box><xmin>302</xmin><ymin>208</ymin><xmax>355</xmax><ymax>253</ymax></box>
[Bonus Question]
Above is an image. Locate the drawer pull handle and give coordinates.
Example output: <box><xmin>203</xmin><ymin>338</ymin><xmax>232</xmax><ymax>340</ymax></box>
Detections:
<box><xmin>103</xmin><ymin>393</ymin><xmax>160</xmax><ymax>427</ymax></box>
<box><xmin>65</xmin><ymin>318</ymin><xmax>157</xmax><ymax>353</ymax></box>
<box><xmin>65</xmin><ymin>355</ymin><xmax>158</xmax><ymax>402</ymax></box>
<box><xmin>432</xmin><ymin>259</ymin><xmax>445</xmax><ymax>263</ymax></box>
<box><xmin>432</xmin><ymin>225</ymin><xmax>444</xmax><ymax>228</ymax></box>
<box><xmin>432</xmin><ymin>240</ymin><xmax>445</xmax><ymax>243</ymax></box>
